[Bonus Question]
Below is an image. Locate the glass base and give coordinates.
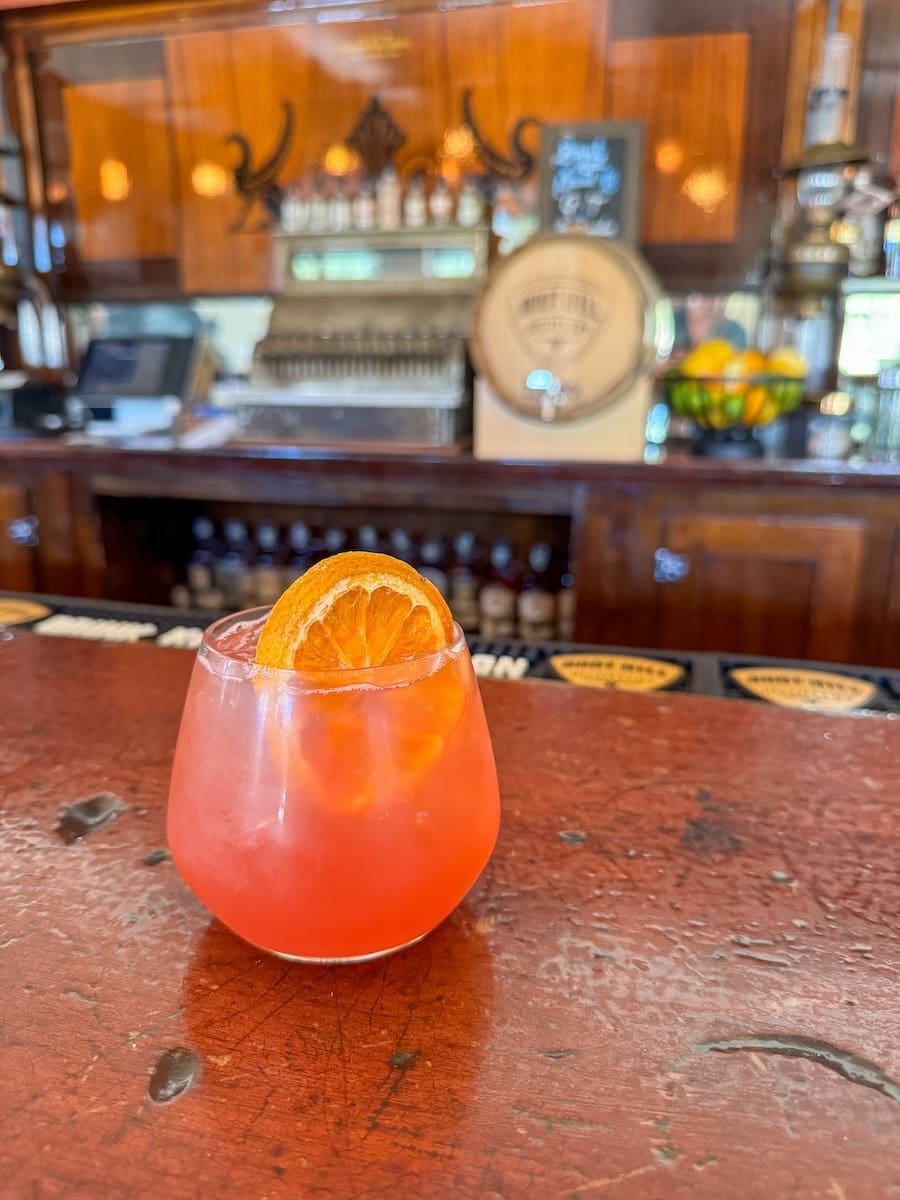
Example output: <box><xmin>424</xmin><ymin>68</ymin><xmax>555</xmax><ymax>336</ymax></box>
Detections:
<box><xmin>264</xmin><ymin>931</ymin><xmax>427</xmax><ymax>965</ymax></box>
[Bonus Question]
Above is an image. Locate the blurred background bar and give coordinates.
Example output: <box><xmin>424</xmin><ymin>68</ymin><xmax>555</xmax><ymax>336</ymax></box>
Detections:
<box><xmin>0</xmin><ymin>0</ymin><xmax>896</xmax><ymax>670</ymax></box>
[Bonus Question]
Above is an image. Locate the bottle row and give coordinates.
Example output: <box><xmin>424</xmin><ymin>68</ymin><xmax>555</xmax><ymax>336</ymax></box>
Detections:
<box><xmin>171</xmin><ymin>517</ymin><xmax>576</xmax><ymax>643</ymax></box>
<box><xmin>280</xmin><ymin>170</ymin><xmax>486</xmax><ymax>235</ymax></box>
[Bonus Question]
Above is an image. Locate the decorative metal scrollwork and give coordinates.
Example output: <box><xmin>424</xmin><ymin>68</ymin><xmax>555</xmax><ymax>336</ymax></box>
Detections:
<box><xmin>461</xmin><ymin>88</ymin><xmax>540</xmax><ymax>180</ymax></box>
<box><xmin>346</xmin><ymin>96</ymin><xmax>407</xmax><ymax>178</ymax></box>
<box><xmin>226</xmin><ymin>100</ymin><xmax>295</xmax><ymax>233</ymax></box>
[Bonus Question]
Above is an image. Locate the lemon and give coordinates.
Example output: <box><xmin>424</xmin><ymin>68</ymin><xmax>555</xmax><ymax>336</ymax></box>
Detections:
<box><xmin>766</xmin><ymin>346</ymin><xmax>807</xmax><ymax>379</ymax></box>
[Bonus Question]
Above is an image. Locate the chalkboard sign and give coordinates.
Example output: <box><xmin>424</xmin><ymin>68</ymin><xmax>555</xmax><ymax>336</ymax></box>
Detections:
<box><xmin>539</xmin><ymin>120</ymin><xmax>644</xmax><ymax>245</ymax></box>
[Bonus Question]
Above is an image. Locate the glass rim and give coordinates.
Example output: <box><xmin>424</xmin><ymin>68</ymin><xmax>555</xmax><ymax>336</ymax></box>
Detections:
<box><xmin>200</xmin><ymin>605</ymin><xmax>467</xmax><ymax>690</ymax></box>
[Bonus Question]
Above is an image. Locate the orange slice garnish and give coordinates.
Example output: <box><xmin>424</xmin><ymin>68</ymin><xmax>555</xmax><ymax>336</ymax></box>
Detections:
<box><xmin>255</xmin><ymin>551</ymin><xmax>456</xmax><ymax>673</ymax></box>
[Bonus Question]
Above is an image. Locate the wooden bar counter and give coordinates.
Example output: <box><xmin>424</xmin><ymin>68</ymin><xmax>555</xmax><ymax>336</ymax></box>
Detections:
<box><xmin>2</xmin><ymin>439</ymin><xmax>900</xmax><ymax>667</ymax></box>
<box><xmin>3</xmin><ymin>631</ymin><xmax>900</xmax><ymax>1198</ymax></box>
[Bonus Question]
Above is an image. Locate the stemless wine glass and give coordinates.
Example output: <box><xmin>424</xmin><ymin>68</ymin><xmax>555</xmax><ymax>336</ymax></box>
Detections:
<box><xmin>168</xmin><ymin>608</ymin><xmax>500</xmax><ymax>963</ymax></box>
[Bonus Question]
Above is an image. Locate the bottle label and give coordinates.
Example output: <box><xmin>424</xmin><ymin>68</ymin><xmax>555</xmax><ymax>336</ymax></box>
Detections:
<box><xmin>450</xmin><ymin>576</ymin><xmax>478</xmax><ymax>601</ymax></box>
<box><xmin>480</xmin><ymin>584</ymin><xmax>516</xmax><ymax>621</ymax></box>
<box><xmin>187</xmin><ymin>562</ymin><xmax>213</xmax><ymax>592</ymax></box>
<box><xmin>518</xmin><ymin>589</ymin><xmax>555</xmax><ymax>623</ymax></box>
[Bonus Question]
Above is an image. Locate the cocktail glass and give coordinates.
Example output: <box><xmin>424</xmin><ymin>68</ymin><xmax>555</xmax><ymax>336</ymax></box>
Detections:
<box><xmin>168</xmin><ymin>608</ymin><xmax>500</xmax><ymax>963</ymax></box>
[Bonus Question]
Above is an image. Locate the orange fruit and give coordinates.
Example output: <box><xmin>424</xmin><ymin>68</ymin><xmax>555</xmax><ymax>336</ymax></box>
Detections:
<box><xmin>256</xmin><ymin>553</ymin><xmax>466</xmax><ymax>815</ymax></box>
<box><xmin>743</xmin><ymin>383</ymin><xmax>770</xmax><ymax>424</ymax></box>
<box><xmin>682</xmin><ymin>338</ymin><xmax>735</xmax><ymax>379</ymax></box>
<box><xmin>724</xmin><ymin>349</ymin><xmax>767</xmax><ymax>384</ymax></box>
<box><xmin>255</xmin><ymin>551</ymin><xmax>456</xmax><ymax>673</ymax></box>
<box><xmin>278</xmin><ymin>657</ymin><xmax>470</xmax><ymax>814</ymax></box>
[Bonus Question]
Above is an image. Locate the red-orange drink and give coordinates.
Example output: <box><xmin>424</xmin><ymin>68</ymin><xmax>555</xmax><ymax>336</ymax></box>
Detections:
<box><xmin>168</xmin><ymin>609</ymin><xmax>499</xmax><ymax>961</ymax></box>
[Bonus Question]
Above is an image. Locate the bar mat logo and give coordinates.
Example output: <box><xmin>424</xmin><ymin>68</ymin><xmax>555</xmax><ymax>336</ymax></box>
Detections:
<box><xmin>729</xmin><ymin>667</ymin><xmax>877</xmax><ymax>712</ymax></box>
<box><xmin>550</xmin><ymin>653</ymin><xmax>684</xmax><ymax>691</ymax></box>
<box><xmin>0</xmin><ymin>599</ymin><xmax>50</xmax><ymax>625</ymax></box>
<box><xmin>509</xmin><ymin>280</ymin><xmax>608</xmax><ymax>361</ymax></box>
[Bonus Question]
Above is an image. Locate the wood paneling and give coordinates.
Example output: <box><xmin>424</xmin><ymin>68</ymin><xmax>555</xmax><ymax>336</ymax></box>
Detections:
<box><xmin>165</xmin><ymin>31</ymin><xmax>272</xmax><ymax>294</ymax></box>
<box><xmin>0</xmin><ymin>478</ymin><xmax>36</xmax><ymax>592</ymax></box>
<box><xmin>857</xmin><ymin>0</ymin><xmax>900</xmax><ymax>168</ymax></box>
<box><xmin>782</xmin><ymin>0</ymin><xmax>865</xmax><ymax>164</ymax></box>
<box><xmin>883</xmin><ymin>525</ymin><xmax>900</xmax><ymax>669</ymax></box>
<box><xmin>167</xmin><ymin>2</ymin><xmax>602</xmax><ymax>292</ymax></box>
<box><xmin>8</xmin><ymin>0</ymin><xmax>891</xmax><ymax>295</ymax></box>
<box><xmin>651</xmin><ymin>513</ymin><xmax>866</xmax><ymax>662</ymax></box>
<box><xmin>3</xmin><ymin>444</ymin><xmax>900</xmax><ymax>664</ymax></box>
<box><xmin>0</xmin><ymin>0</ymin><xmax>76</xmax><ymax>7</ymax></box>
<box><xmin>604</xmin><ymin>0</ymin><xmax>794</xmax><ymax>287</ymax></box>
<box><xmin>608</xmin><ymin>33</ymin><xmax>748</xmax><ymax>246</ymax></box>
<box><xmin>62</xmin><ymin>77</ymin><xmax>177</xmax><ymax>262</ymax></box>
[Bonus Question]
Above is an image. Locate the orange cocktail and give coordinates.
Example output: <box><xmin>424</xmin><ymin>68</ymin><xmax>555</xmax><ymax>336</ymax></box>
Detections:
<box><xmin>168</xmin><ymin>554</ymin><xmax>499</xmax><ymax>962</ymax></box>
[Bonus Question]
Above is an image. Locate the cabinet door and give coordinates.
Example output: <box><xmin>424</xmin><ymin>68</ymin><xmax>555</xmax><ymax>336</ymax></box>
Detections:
<box><xmin>0</xmin><ymin>480</ymin><xmax>37</xmax><ymax>592</ymax></box>
<box><xmin>651</xmin><ymin>513</ymin><xmax>866</xmax><ymax>662</ymax></box>
<box><xmin>883</xmin><ymin>525</ymin><xmax>900</xmax><ymax>670</ymax></box>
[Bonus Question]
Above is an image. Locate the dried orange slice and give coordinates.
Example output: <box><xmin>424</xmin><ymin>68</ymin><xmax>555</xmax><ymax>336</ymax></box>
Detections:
<box><xmin>255</xmin><ymin>551</ymin><xmax>456</xmax><ymax>672</ymax></box>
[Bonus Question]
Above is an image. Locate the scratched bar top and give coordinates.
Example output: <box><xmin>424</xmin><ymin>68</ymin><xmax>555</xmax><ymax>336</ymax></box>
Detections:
<box><xmin>2</xmin><ymin>635</ymin><xmax>900</xmax><ymax>1199</ymax></box>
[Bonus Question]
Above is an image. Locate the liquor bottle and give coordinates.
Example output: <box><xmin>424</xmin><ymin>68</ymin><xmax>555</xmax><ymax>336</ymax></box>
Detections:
<box><xmin>389</xmin><ymin>527</ymin><xmax>415</xmax><ymax>564</ymax></box>
<box><xmin>376</xmin><ymin>167</ymin><xmax>402</xmax><ymax>231</ymax></box>
<box><xmin>255</xmin><ymin>521</ymin><xmax>284</xmax><ymax>560</ymax></box>
<box><xmin>517</xmin><ymin>542</ymin><xmax>556</xmax><ymax>640</ymax></box>
<box><xmin>419</xmin><ymin>534</ymin><xmax>449</xmax><ymax>597</ymax></box>
<box><xmin>194</xmin><ymin>586</ymin><xmax>226</xmax><ymax>613</ymax></box>
<box><xmin>456</xmin><ymin>176</ymin><xmax>485</xmax><ymax>228</ymax></box>
<box><xmin>282</xmin><ymin>521</ymin><xmax>315</xmax><ymax>589</ymax></box>
<box><xmin>447</xmin><ymin>530</ymin><xmax>481</xmax><ymax>634</ymax></box>
<box><xmin>322</xmin><ymin>525</ymin><xmax>348</xmax><ymax>557</ymax></box>
<box><xmin>356</xmin><ymin>524</ymin><xmax>382</xmax><ymax>553</ymax></box>
<box><xmin>170</xmin><ymin>583</ymin><xmax>193</xmax><ymax>610</ymax></box>
<box><xmin>353</xmin><ymin>183</ymin><xmax>376</xmax><ymax>232</ymax></box>
<box><xmin>557</xmin><ymin>569</ymin><xmax>577</xmax><ymax>641</ymax></box>
<box><xmin>328</xmin><ymin>180</ymin><xmax>352</xmax><ymax>233</ymax></box>
<box><xmin>308</xmin><ymin>180</ymin><xmax>328</xmax><ymax>233</ymax></box>
<box><xmin>253</xmin><ymin>522</ymin><xmax>285</xmax><ymax>606</ymax></box>
<box><xmin>403</xmin><ymin>176</ymin><xmax>427</xmax><ymax>229</ymax></box>
<box><xmin>280</xmin><ymin>184</ymin><xmax>308</xmax><ymax>234</ymax></box>
<box><xmin>186</xmin><ymin>515</ymin><xmax>217</xmax><ymax>597</ymax></box>
<box><xmin>479</xmin><ymin>539</ymin><xmax>519</xmax><ymax>639</ymax></box>
<box><xmin>429</xmin><ymin>178</ymin><xmax>453</xmax><ymax>226</ymax></box>
<box><xmin>215</xmin><ymin>519</ymin><xmax>256</xmax><ymax>610</ymax></box>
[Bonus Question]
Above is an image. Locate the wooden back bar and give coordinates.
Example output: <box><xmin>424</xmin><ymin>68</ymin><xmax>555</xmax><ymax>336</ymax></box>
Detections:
<box><xmin>2</xmin><ymin>440</ymin><xmax>899</xmax><ymax>668</ymax></box>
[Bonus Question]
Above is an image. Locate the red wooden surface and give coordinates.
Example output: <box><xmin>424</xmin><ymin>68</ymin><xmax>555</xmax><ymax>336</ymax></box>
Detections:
<box><xmin>2</xmin><ymin>634</ymin><xmax>900</xmax><ymax>1198</ymax></box>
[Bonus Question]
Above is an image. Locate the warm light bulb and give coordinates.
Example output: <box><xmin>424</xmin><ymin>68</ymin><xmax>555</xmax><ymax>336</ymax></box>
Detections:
<box><xmin>99</xmin><ymin>159</ymin><xmax>131</xmax><ymax>203</ymax></box>
<box><xmin>46</xmin><ymin>180</ymin><xmax>69</xmax><ymax>205</ymax></box>
<box><xmin>323</xmin><ymin>143</ymin><xmax>360</xmax><ymax>177</ymax></box>
<box><xmin>442</xmin><ymin>125</ymin><xmax>475</xmax><ymax>162</ymax></box>
<box><xmin>682</xmin><ymin>165</ymin><xmax>729</xmax><ymax>213</ymax></box>
<box><xmin>191</xmin><ymin>161</ymin><xmax>229</xmax><ymax>198</ymax></box>
<box><xmin>654</xmin><ymin>139</ymin><xmax>684</xmax><ymax>175</ymax></box>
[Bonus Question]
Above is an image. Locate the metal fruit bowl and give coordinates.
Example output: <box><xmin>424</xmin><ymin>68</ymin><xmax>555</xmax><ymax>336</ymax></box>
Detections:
<box><xmin>663</xmin><ymin>371</ymin><xmax>805</xmax><ymax>429</ymax></box>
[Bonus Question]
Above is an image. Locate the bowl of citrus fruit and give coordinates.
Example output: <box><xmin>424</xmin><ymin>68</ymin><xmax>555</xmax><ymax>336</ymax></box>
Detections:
<box><xmin>664</xmin><ymin>340</ymin><xmax>807</xmax><ymax>430</ymax></box>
